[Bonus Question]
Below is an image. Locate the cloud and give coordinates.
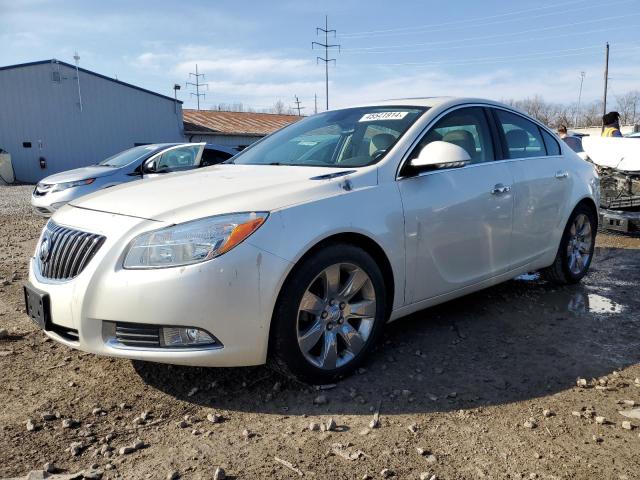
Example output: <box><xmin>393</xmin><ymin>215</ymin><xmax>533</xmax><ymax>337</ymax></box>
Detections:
<box><xmin>330</xmin><ymin>60</ymin><xmax>640</xmax><ymax>109</ymax></box>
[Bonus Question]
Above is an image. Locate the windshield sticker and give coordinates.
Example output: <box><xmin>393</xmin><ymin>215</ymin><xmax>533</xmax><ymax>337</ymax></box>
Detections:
<box><xmin>359</xmin><ymin>111</ymin><xmax>408</xmax><ymax>122</ymax></box>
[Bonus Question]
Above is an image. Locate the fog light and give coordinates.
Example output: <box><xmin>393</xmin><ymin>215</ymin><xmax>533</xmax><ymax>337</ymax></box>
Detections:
<box><xmin>161</xmin><ymin>327</ymin><xmax>216</xmax><ymax>347</ymax></box>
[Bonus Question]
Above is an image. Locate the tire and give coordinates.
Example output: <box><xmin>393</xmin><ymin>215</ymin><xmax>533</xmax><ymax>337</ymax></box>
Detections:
<box><xmin>542</xmin><ymin>204</ymin><xmax>597</xmax><ymax>285</ymax></box>
<box><xmin>270</xmin><ymin>243</ymin><xmax>387</xmax><ymax>383</ymax></box>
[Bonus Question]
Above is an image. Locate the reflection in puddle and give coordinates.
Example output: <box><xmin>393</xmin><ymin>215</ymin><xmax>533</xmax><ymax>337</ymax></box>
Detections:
<box><xmin>515</xmin><ymin>273</ymin><xmax>540</xmax><ymax>282</ymax></box>
<box><xmin>567</xmin><ymin>292</ymin><xmax>624</xmax><ymax>314</ymax></box>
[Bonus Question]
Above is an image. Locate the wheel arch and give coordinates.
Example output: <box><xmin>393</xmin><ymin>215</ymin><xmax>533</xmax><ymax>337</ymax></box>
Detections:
<box><xmin>573</xmin><ymin>196</ymin><xmax>599</xmax><ymax>228</ymax></box>
<box><xmin>267</xmin><ymin>231</ymin><xmax>396</xmax><ymax>355</ymax></box>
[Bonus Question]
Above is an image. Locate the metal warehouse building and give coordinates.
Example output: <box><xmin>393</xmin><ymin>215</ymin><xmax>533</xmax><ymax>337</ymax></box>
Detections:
<box><xmin>0</xmin><ymin>59</ymin><xmax>184</xmax><ymax>183</ymax></box>
<box><xmin>183</xmin><ymin>109</ymin><xmax>301</xmax><ymax>150</ymax></box>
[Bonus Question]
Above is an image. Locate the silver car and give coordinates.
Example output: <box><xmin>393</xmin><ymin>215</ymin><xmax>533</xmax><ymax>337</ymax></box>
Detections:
<box><xmin>31</xmin><ymin>143</ymin><xmax>237</xmax><ymax>216</ymax></box>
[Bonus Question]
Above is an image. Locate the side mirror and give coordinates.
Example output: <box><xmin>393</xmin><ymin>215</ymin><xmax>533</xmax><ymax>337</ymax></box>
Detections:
<box><xmin>410</xmin><ymin>141</ymin><xmax>471</xmax><ymax>170</ymax></box>
<box><xmin>142</xmin><ymin>159</ymin><xmax>156</xmax><ymax>175</ymax></box>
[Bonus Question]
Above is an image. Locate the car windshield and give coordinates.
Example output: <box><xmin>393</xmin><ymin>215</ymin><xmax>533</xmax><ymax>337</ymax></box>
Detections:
<box><xmin>98</xmin><ymin>145</ymin><xmax>164</xmax><ymax>168</ymax></box>
<box><xmin>230</xmin><ymin>106</ymin><xmax>427</xmax><ymax>168</ymax></box>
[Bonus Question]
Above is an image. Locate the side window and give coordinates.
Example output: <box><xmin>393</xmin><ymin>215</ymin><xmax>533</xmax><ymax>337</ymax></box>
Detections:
<box><xmin>541</xmin><ymin>129</ymin><xmax>561</xmax><ymax>156</ymax></box>
<box><xmin>562</xmin><ymin>136</ymin><xmax>584</xmax><ymax>153</ymax></box>
<box><xmin>412</xmin><ymin>107</ymin><xmax>495</xmax><ymax>165</ymax></box>
<box><xmin>495</xmin><ymin>110</ymin><xmax>547</xmax><ymax>159</ymax></box>
<box><xmin>156</xmin><ymin>145</ymin><xmax>201</xmax><ymax>171</ymax></box>
<box><xmin>200</xmin><ymin>148</ymin><xmax>233</xmax><ymax>167</ymax></box>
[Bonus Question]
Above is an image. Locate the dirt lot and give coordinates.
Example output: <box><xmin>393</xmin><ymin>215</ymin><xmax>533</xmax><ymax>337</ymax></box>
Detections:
<box><xmin>1</xmin><ymin>184</ymin><xmax>640</xmax><ymax>480</ymax></box>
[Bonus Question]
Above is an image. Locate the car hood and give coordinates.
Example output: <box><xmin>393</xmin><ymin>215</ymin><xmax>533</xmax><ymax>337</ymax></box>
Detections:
<box><xmin>40</xmin><ymin>166</ymin><xmax>118</xmax><ymax>184</ymax></box>
<box><xmin>582</xmin><ymin>136</ymin><xmax>640</xmax><ymax>173</ymax></box>
<box><xmin>68</xmin><ymin>164</ymin><xmax>373</xmax><ymax>224</ymax></box>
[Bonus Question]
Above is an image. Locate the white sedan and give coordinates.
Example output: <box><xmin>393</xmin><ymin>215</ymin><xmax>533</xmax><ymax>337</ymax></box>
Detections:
<box><xmin>25</xmin><ymin>97</ymin><xmax>599</xmax><ymax>383</ymax></box>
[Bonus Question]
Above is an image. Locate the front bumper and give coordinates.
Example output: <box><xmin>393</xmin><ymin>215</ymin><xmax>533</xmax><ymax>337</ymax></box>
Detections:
<box><xmin>599</xmin><ymin>208</ymin><xmax>640</xmax><ymax>234</ymax></box>
<box><xmin>27</xmin><ymin>206</ymin><xmax>292</xmax><ymax>367</ymax></box>
<box><xmin>31</xmin><ymin>187</ymin><xmax>78</xmax><ymax>217</ymax></box>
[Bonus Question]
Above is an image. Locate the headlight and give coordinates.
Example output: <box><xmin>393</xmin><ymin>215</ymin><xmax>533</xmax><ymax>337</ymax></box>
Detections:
<box><xmin>123</xmin><ymin>212</ymin><xmax>268</xmax><ymax>269</ymax></box>
<box><xmin>52</xmin><ymin>178</ymin><xmax>95</xmax><ymax>192</ymax></box>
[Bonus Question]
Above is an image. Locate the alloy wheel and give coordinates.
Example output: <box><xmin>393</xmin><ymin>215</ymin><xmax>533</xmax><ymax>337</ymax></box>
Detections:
<box><xmin>566</xmin><ymin>213</ymin><xmax>593</xmax><ymax>276</ymax></box>
<box><xmin>296</xmin><ymin>262</ymin><xmax>376</xmax><ymax>370</ymax></box>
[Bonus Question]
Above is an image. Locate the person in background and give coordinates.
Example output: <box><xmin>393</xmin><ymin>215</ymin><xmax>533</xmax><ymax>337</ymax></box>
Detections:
<box><xmin>602</xmin><ymin>111</ymin><xmax>623</xmax><ymax>137</ymax></box>
<box><xmin>557</xmin><ymin>125</ymin><xmax>568</xmax><ymax>139</ymax></box>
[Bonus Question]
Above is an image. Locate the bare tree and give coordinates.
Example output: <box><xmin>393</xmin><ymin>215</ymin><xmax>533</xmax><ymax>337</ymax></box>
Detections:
<box><xmin>270</xmin><ymin>99</ymin><xmax>294</xmax><ymax>115</ymax></box>
<box><xmin>582</xmin><ymin>100</ymin><xmax>604</xmax><ymax>127</ymax></box>
<box><xmin>271</xmin><ymin>99</ymin><xmax>287</xmax><ymax>114</ymax></box>
<box><xmin>615</xmin><ymin>91</ymin><xmax>640</xmax><ymax>125</ymax></box>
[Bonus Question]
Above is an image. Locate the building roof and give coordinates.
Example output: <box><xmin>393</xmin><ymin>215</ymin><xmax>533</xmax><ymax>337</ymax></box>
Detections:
<box><xmin>0</xmin><ymin>59</ymin><xmax>182</xmax><ymax>104</ymax></box>
<box><xmin>183</xmin><ymin>109</ymin><xmax>302</xmax><ymax>137</ymax></box>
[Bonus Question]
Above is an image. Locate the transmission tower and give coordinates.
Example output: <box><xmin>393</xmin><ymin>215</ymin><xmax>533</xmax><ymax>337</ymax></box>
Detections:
<box><xmin>186</xmin><ymin>64</ymin><xmax>209</xmax><ymax>110</ymax></box>
<box><xmin>312</xmin><ymin>15</ymin><xmax>340</xmax><ymax>111</ymax></box>
<box><xmin>293</xmin><ymin>95</ymin><xmax>305</xmax><ymax>116</ymax></box>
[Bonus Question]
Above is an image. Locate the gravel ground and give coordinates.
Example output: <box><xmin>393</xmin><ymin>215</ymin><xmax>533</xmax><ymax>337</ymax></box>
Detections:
<box><xmin>1</xmin><ymin>184</ymin><xmax>640</xmax><ymax>480</ymax></box>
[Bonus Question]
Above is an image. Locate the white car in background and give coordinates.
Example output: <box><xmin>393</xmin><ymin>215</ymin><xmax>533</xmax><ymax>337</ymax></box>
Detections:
<box><xmin>31</xmin><ymin>143</ymin><xmax>237</xmax><ymax>216</ymax></box>
<box><xmin>24</xmin><ymin>97</ymin><xmax>599</xmax><ymax>383</ymax></box>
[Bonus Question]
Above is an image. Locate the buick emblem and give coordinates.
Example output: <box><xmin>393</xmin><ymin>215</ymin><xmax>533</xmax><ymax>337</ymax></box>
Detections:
<box><xmin>39</xmin><ymin>235</ymin><xmax>51</xmax><ymax>262</ymax></box>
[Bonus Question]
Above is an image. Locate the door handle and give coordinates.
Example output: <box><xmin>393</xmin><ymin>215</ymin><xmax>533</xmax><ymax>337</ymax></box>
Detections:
<box><xmin>491</xmin><ymin>184</ymin><xmax>511</xmax><ymax>195</ymax></box>
<box><xmin>555</xmin><ymin>170</ymin><xmax>569</xmax><ymax>179</ymax></box>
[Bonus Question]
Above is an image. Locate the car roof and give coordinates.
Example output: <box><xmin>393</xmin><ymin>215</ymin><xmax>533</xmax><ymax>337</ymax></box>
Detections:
<box><xmin>139</xmin><ymin>143</ymin><xmax>237</xmax><ymax>154</ymax></box>
<box><xmin>343</xmin><ymin>97</ymin><xmax>534</xmax><ymax>116</ymax></box>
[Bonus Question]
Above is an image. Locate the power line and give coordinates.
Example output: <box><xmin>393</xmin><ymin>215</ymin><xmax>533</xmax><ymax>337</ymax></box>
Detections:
<box><xmin>339</xmin><ymin>0</ymin><xmax>592</xmax><ymax>38</ymax></box>
<box><xmin>343</xmin><ymin>0</ymin><xmax>634</xmax><ymax>40</ymax></box>
<box><xmin>186</xmin><ymin>64</ymin><xmax>209</xmax><ymax>111</ymax></box>
<box><xmin>312</xmin><ymin>15</ymin><xmax>340</xmax><ymax>111</ymax></box>
<box><xmin>355</xmin><ymin>44</ymin><xmax>640</xmax><ymax>68</ymax></box>
<box><xmin>341</xmin><ymin>13</ymin><xmax>640</xmax><ymax>53</ymax></box>
<box><xmin>341</xmin><ymin>24</ymin><xmax>637</xmax><ymax>56</ymax></box>
<box><xmin>293</xmin><ymin>95</ymin><xmax>305</xmax><ymax>116</ymax></box>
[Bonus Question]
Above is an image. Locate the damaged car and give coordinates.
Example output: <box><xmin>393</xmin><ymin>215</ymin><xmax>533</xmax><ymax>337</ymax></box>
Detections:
<box><xmin>24</xmin><ymin>97</ymin><xmax>599</xmax><ymax>383</ymax></box>
<box><xmin>582</xmin><ymin>136</ymin><xmax>640</xmax><ymax>234</ymax></box>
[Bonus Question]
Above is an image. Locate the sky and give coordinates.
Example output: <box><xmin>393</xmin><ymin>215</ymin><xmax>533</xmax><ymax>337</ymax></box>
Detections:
<box><xmin>1</xmin><ymin>0</ymin><xmax>639</xmax><ymax>112</ymax></box>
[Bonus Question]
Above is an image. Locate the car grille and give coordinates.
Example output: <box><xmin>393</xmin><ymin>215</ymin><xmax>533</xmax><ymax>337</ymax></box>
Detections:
<box><xmin>38</xmin><ymin>222</ymin><xmax>106</xmax><ymax>280</ymax></box>
<box><xmin>114</xmin><ymin>323</ymin><xmax>161</xmax><ymax>348</ymax></box>
<box><xmin>34</xmin><ymin>184</ymin><xmax>53</xmax><ymax>196</ymax></box>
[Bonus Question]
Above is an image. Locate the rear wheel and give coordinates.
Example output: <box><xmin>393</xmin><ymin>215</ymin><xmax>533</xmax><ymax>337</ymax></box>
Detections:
<box><xmin>542</xmin><ymin>204</ymin><xmax>597</xmax><ymax>284</ymax></box>
<box><xmin>270</xmin><ymin>243</ymin><xmax>387</xmax><ymax>383</ymax></box>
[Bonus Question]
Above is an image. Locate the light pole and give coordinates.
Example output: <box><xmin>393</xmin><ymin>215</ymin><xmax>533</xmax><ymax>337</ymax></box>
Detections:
<box><xmin>575</xmin><ymin>71</ymin><xmax>585</xmax><ymax>127</ymax></box>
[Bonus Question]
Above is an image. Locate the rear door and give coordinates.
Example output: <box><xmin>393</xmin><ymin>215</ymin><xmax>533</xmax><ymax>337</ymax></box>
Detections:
<box><xmin>199</xmin><ymin>147</ymin><xmax>235</xmax><ymax>167</ymax></box>
<box><xmin>491</xmin><ymin>109</ymin><xmax>573</xmax><ymax>267</ymax></box>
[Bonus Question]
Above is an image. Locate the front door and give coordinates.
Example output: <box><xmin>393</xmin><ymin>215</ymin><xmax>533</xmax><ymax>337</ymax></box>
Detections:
<box><xmin>398</xmin><ymin>107</ymin><xmax>514</xmax><ymax>304</ymax></box>
<box><xmin>143</xmin><ymin>143</ymin><xmax>205</xmax><ymax>177</ymax></box>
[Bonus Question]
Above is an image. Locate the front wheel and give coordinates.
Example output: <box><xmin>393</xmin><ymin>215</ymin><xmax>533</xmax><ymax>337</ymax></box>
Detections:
<box><xmin>542</xmin><ymin>204</ymin><xmax>597</xmax><ymax>284</ymax></box>
<box><xmin>270</xmin><ymin>243</ymin><xmax>387</xmax><ymax>383</ymax></box>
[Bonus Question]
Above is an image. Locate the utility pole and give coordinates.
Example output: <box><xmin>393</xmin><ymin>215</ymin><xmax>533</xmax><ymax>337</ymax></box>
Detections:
<box><xmin>293</xmin><ymin>95</ymin><xmax>305</xmax><ymax>116</ymax></box>
<box><xmin>312</xmin><ymin>15</ymin><xmax>340</xmax><ymax>111</ymax></box>
<box><xmin>314</xmin><ymin>93</ymin><xmax>318</xmax><ymax>114</ymax></box>
<box><xmin>186</xmin><ymin>64</ymin><xmax>208</xmax><ymax>111</ymax></box>
<box><xmin>602</xmin><ymin>42</ymin><xmax>609</xmax><ymax>132</ymax></box>
<box><xmin>575</xmin><ymin>71</ymin><xmax>585</xmax><ymax>127</ymax></box>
